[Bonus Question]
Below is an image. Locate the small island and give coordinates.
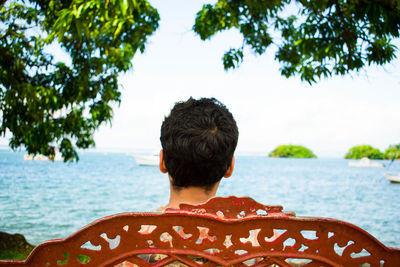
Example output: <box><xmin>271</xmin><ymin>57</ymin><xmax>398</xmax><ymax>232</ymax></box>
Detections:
<box><xmin>345</xmin><ymin>144</ymin><xmax>400</xmax><ymax>160</ymax></box>
<box><xmin>269</xmin><ymin>145</ymin><xmax>317</xmax><ymax>158</ymax></box>
<box><xmin>383</xmin><ymin>144</ymin><xmax>400</xmax><ymax>160</ymax></box>
<box><xmin>345</xmin><ymin>145</ymin><xmax>384</xmax><ymax>159</ymax></box>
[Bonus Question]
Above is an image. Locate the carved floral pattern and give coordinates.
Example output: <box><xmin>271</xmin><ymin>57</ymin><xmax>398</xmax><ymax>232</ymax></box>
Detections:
<box><xmin>1</xmin><ymin>197</ymin><xmax>399</xmax><ymax>266</ymax></box>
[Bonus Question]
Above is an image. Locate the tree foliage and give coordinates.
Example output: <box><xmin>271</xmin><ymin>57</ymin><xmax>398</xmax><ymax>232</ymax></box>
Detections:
<box><xmin>193</xmin><ymin>0</ymin><xmax>400</xmax><ymax>83</ymax></box>
<box><xmin>344</xmin><ymin>145</ymin><xmax>384</xmax><ymax>159</ymax></box>
<box><xmin>269</xmin><ymin>144</ymin><xmax>316</xmax><ymax>158</ymax></box>
<box><xmin>0</xmin><ymin>0</ymin><xmax>159</xmax><ymax>161</ymax></box>
<box><xmin>384</xmin><ymin>144</ymin><xmax>400</xmax><ymax>160</ymax></box>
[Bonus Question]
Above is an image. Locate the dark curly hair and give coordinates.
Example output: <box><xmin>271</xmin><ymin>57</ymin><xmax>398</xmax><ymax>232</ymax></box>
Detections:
<box><xmin>160</xmin><ymin>97</ymin><xmax>239</xmax><ymax>190</ymax></box>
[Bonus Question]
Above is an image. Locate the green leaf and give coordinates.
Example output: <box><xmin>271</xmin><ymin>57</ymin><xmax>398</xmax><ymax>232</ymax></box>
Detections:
<box><xmin>121</xmin><ymin>0</ymin><xmax>128</xmax><ymax>16</ymax></box>
<box><xmin>294</xmin><ymin>39</ymin><xmax>303</xmax><ymax>46</ymax></box>
<box><xmin>114</xmin><ymin>21</ymin><xmax>125</xmax><ymax>39</ymax></box>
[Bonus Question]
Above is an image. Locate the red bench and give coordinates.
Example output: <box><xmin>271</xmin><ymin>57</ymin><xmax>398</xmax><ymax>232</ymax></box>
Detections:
<box><xmin>1</xmin><ymin>196</ymin><xmax>399</xmax><ymax>266</ymax></box>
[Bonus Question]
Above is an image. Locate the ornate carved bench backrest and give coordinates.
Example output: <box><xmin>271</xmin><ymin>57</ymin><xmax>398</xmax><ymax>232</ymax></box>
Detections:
<box><xmin>1</xmin><ymin>196</ymin><xmax>399</xmax><ymax>266</ymax></box>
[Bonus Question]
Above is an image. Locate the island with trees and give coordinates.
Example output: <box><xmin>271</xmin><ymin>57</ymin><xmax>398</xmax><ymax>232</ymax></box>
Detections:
<box><xmin>345</xmin><ymin>144</ymin><xmax>400</xmax><ymax>160</ymax></box>
<box><xmin>269</xmin><ymin>145</ymin><xmax>317</xmax><ymax>158</ymax></box>
<box><xmin>384</xmin><ymin>144</ymin><xmax>400</xmax><ymax>160</ymax></box>
<box><xmin>345</xmin><ymin>145</ymin><xmax>384</xmax><ymax>159</ymax></box>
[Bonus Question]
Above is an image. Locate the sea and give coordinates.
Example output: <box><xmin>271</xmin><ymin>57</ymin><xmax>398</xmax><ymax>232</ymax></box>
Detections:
<box><xmin>1</xmin><ymin>149</ymin><xmax>399</xmax><ymax>249</ymax></box>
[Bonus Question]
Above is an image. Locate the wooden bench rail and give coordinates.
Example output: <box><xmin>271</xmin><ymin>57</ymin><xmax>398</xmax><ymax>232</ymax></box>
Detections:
<box><xmin>1</xmin><ymin>196</ymin><xmax>399</xmax><ymax>266</ymax></box>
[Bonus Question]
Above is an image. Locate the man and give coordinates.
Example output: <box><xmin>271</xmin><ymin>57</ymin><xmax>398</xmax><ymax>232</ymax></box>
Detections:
<box><xmin>119</xmin><ymin>97</ymin><xmax>239</xmax><ymax>266</ymax></box>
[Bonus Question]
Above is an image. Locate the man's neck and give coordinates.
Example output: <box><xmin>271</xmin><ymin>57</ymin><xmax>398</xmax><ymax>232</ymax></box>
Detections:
<box><xmin>166</xmin><ymin>184</ymin><xmax>219</xmax><ymax>209</ymax></box>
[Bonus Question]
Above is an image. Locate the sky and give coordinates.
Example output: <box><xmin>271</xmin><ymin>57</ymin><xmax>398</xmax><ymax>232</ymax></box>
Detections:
<box><xmin>2</xmin><ymin>0</ymin><xmax>400</xmax><ymax>158</ymax></box>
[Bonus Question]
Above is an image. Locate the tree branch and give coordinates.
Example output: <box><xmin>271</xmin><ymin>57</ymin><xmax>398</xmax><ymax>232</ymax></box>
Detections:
<box><xmin>332</xmin><ymin>0</ymin><xmax>354</xmax><ymax>62</ymax></box>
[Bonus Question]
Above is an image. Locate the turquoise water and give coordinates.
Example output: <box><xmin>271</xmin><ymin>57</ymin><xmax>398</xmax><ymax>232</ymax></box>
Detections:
<box><xmin>1</xmin><ymin>150</ymin><xmax>399</xmax><ymax>248</ymax></box>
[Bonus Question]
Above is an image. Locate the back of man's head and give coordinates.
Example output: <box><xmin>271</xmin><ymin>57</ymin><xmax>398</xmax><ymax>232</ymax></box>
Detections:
<box><xmin>160</xmin><ymin>97</ymin><xmax>239</xmax><ymax>190</ymax></box>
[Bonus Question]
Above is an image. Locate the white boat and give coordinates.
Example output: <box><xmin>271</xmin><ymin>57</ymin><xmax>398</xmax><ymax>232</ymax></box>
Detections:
<box><xmin>348</xmin><ymin>157</ymin><xmax>384</xmax><ymax>168</ymax></box>
<box><xmin>134</xmin><ymin>154</ymin><xmax>159</xmax><ymax>166</ymax></box>
<box><xmin>384</xmin><ymin>173</ymin><xmax>400</xmax><ymax>183</ymax></box>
